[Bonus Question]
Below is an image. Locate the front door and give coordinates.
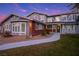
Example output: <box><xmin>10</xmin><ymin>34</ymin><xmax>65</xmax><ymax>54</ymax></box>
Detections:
<box><xmin>57</xmin><ymin>24</ymin><xmax>61</xmax><ymax>32</ymax></box>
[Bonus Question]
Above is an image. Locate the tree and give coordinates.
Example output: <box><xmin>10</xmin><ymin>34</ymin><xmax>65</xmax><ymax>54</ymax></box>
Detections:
<box><xmin>70</xmin><ymin>3</ymin><xmax>79</xmax><ymax>12</ymax></box>
<box><xmin>69</xmin><ymin>3</ymin><xmax>79</xmax><ymax>22</ymax></box>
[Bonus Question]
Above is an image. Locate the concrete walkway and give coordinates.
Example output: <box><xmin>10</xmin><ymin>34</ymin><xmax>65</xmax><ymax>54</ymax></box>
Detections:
<box><xmin>0</xmin><ymin>33</ymin><xmax>60</xmax><ymax>50</ymax></box>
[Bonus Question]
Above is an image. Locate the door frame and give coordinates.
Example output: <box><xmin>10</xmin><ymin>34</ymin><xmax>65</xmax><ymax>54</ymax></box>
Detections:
<box><xmin>56</xmin><ymin>24</ymin><xmax>61</xmax><ymax>32</ymax></box>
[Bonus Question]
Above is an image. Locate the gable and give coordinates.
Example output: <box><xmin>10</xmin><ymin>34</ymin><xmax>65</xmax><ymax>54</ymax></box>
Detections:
<box><xmin>0</xmin><ymin>14</ymin><xmax>28</xmax><ymax>25</ymax></box>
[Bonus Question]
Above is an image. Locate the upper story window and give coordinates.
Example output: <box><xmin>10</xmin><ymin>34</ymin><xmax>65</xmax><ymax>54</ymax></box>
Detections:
<box><xmin>60</xmin><ymin>15</ymin><xmax>67</xmax><ymax>22</ymax></box>
<box><xmin>28</xmin><ymin>14</ymin><xmax>39</xmax><ymax>21</ymax></box>
<box><xmin>33</xmin><ymin>14</ymin><xmax>38</xmax><ymax>20</ymax></box>
<box><xmin>15</xmin><ymin>16</ymin><xmax>19</xmax><ymax>20</ymax></box>
<box><xmin>55</xmin><ymin>17</ymin><xmax>60</xmax><ymax>22</ymax></box>
<box><xmin>28</xmin><ymin>13</ymin><xmax>47</xmax><ymax>22</ymax></box>
<box><xmin>47</xmin><ymin>17</ymin><xmax>53</xmax><ymax>22</ymax></box>
<box><xmin>67</xmin><ymin>15</ymin><xmax>73</xmax><ymax>21</ymax></box>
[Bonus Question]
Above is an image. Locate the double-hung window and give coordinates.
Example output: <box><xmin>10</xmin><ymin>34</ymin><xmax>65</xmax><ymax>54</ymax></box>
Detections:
<box><xmin>21</xmin><ymin>23</ymin><xmax>25</xmax><ymax>32</ymax></box>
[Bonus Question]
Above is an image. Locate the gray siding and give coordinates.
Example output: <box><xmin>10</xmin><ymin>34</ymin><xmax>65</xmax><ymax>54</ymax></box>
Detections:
<box><xmin>75</xmin><ymin>25</ymin><xmax>79</xmax><ymax>33</ymax></box>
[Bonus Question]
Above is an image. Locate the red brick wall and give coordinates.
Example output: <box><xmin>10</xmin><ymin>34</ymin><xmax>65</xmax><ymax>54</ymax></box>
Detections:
<box><xmin>29</xmin><ymin>20</ymin><xmax>45</xmax><ymax>36</ymax></box>
<box><xmin>29</xmin><ymin>20</ymin><xmax>53</xmax><ymax>36</ymax></box>
<box><xmin>32</xmin><ymin>30</ymin><xmax>43</xmax><ymax>36</ymax></box>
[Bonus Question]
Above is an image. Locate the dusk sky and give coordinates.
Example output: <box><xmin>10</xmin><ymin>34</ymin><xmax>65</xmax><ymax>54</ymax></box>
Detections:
<box><xmin>0</xmin><ymin>3</ymin><xmax>71</xmax><ymax>22</ymax></box>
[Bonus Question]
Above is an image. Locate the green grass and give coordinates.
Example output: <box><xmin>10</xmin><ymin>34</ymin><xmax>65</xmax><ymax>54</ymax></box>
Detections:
<box><xmin>0</xmin><ymin>34</ymin><xmax>79</xmax><ymax>56</ymax></box>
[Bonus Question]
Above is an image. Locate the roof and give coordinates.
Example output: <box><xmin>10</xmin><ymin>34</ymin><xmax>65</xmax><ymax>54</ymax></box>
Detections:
<box><xmin>0</xmin><ymin>14</ymin><xmax>28</xmax><ymax>25</ymax></box>
<box><xmin>46</xmin><ymin>21</ymin><xmax>79</xmax><ymax>25</ymax></box>
<box><xmin>49</xmin><ymin>12</ymin><xmax>79</xmax><ymax>17</ymax></box>
<box><xmin>1</xmin><ymin>12</ymin><xmax>79</xmax><ymax>26</ymax></box>
<box><xmin>27</xmin><ymin>12</ymin><xmax>79</xmax><ymax>17</ymax></box>
<box><xmin>0</xmin><ymin>13</ymin><xmax>46</xmax><ymax>25</ymax></box>
<box><xmin>0</xmin><ymin>14</ymin><xmax>14</xmax><ymax>25</ymax></box>
<box><xmin>11</xmin><ymin>20</ymin><xmax>29</xmax><ymax>23</ymax></box>
<box><xmin>27</xmin><ymin>12</ymin><xmax>48</xmax><ymax>17</ymax></box>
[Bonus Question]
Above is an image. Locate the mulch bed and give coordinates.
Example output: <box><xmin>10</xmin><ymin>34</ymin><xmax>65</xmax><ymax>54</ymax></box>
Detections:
<box><xmin>0</xmin><ymin>33</ymin><xmax>53</xmax><ymax>45</ymax></box>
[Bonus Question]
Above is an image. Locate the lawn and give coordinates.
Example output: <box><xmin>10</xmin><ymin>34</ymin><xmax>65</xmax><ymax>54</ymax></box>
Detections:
<box><xmin>0</xmin><ymin>34</ymin><xmax>79</xmax><ymax>56</ymax></box>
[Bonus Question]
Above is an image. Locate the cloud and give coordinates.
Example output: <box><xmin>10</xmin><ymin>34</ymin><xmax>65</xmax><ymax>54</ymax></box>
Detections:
<box><xmin>20</xmin><ymin>9</ymin><xmax>27</xmax><ymax>12</ymax></box>
<box><xmin>14</xmin><ymin>3</ymin><xmax>27</xmax><ymax>13</ymax></box>
<box><xmin>33</xmin><ymin>7</ymin><xmax>40</xmax><ymax>11</ymax></box>
<box><xmin>45</xmin><ymin>8</ymin><xmax>49</xmax><ymax>11</ymax></box>
<box><xmin>52</xmin><ymin>9</ymin><xmax>62</xmax><ymax>14</ymax></box>
<box><xmin>47</xmin><ymin>9</ymin><xmax>66</xmax><ymax>15</ymax></box>
<box><xmin>50</xmin><ymin>7</ymin><xmax>70</xmax><ymax>15</ymax></box>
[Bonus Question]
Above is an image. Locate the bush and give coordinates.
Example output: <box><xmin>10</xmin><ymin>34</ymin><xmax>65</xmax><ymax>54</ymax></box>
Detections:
<box><xmin>41</xmin><ymin>29</ymin><xmax>50</xmax><ymax>36</ymax></box>
<box><xmin>46</xmin><ymin>29</ymin><xmax>50</xmax><ymax>34</ymax></box>
<box><xmin>2</xmin><ymin>31</ymin><xmax>12</xmax><ymax>37</ymax></box>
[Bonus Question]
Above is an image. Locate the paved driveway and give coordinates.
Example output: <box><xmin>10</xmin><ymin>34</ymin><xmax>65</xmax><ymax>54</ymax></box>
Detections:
<box><xmin>0</xmin><ymin>33</ymin><xmax>60</xmax><ymax>50</ymax></box>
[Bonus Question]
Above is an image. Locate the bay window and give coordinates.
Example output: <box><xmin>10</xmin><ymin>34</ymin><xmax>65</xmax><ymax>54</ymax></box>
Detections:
<box><xmin>21</xmin><ymin>23</ymin><xmax>25</xmax><ymax>32</ymax></box>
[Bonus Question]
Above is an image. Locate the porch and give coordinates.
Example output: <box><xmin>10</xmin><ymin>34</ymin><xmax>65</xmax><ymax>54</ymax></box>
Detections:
<box><xmin>47</xmin><ymin>22</ymin><xmax>78</xmax><ymax>34</ymax></box>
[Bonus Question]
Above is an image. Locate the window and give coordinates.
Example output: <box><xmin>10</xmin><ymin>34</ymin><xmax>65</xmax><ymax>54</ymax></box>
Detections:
<box><xmin>68</xmin><ymin>16</ymin><xmax>71</xmax><ymax>20</ymax></box>
<box><xmin>12</xmin><ymin>23</ymin><xmax>14</xmax><ymax>31</ymax></box>
<box><xmin>15</xmin><ymin>16</ymin><xmax>19</xmax><ymax>20</ymax></box>
<box><xmin>55</xmin><ymin>17</ymin><xmax>60</xmax><ymax>22</ymax></box>
<box><xmin>35</xmin><ymin>23</ymin><xmax>43</xmax><ymax>30</ymax></box>
<box><xmin>7</xmin><ymin>25</ymin><xmax>8</xmax><ymax>29</ymax></box>
<box><xmin>21</xmin><ymin>23</ymin><xmax>25</xmax><ymax>32</ymax></box>
<box><xmin>17</xmin><ymin>26</ymin><xmax>20</xmax><ymax>32</ymax></box>
<box><xmin>13</xmin><ymin>26</ymin><xmax>14</xmax><ymax>31</ymax></box>
<box><xmin>9</xmin><ymin>24</ymin><xmax>10</xmax><ymax>29</ymax></box>
<box><xmin>47</xmin><ymin>25</ymin><xmax>52</xmax><ymax>29</ymax></box>
<box><xmin>60</xmin><ymin>16</ymin><xmax>67</xmax><ymax>22</ymax></box>
<box><xmin>12</xmin><ymin>23</ymin><xmax>20</xmax><ymax>32</ymax></box>
<box><xmin>15</xmin><ymin>26</ymin><xmax>17</xmax><ymax>32</ymax></box>
<box><xmin>5</xmin><ymin>25</ymin><xmax>8</xmax><ymax>29</ymax></box>
<box><xmin>47</xmin><ymin>17</ymin><xmax>53</xmax><ymax>22</ymax></box>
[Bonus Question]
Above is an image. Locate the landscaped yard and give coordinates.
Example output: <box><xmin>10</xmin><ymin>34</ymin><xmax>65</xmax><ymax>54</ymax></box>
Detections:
<box><xmin>0</xmin><ymin>34</ymin><xmax>79</xmax><ymax>56</ymax></box>
<box><xmin>0</xmin><ymin>34</ymin><xmax>48</xmax><ymax>45</ymax></box>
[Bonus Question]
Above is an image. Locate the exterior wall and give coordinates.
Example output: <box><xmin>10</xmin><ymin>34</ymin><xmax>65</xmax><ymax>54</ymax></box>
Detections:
<box><xmin>55</xmin><ymin>16</ymin><xmax>61</xmax><ymax>22</ymax></box>
<box><xmin>1</xmin><ymin>12</ymin><xmax>79</xmax><ymax>36</ymax></box>
<box><xmin>27</xmin><ymin>13</ymin><xmax>47</xmax><ymax>23</ymax></box>
<box><xmin>50</xmin><ymin>23</ymin><xmax>77</xmax><ymax>34</ymax></box>
<box><xmin>54</xmin><ymin>14</ymin><xmax>75</xmax><ymax>22</ymax></box>
<box><xmin>29</xmin><ymin>20</ymin><xmax>45</xmax><ymax>36</ymax></box>
<box><xmin>1</xmin><ymin>16</ymin><xmax>30</xmax><ymax>36</ymax></box>
<box><xmin>75</xmin><ymin>24</ymin><xmax>79</xmax><ymax>33</ymax></box>
<box><xmin>1</xmin><ymin>19</ymin><xmax>12</xmax><ymax>33</ymax></box>
<box><xmin>61</xmin><ymin>24</ymin><xmax>76</xmax><ymax>34</ymax></box>
<box><xmin>27</xmin><ymin>12</ymin><xmax>79</xmax><ymax>35</ymax></box>
<box><xmin>28</xmin><ymin>13</ymin><xmax>39</xmax><ymax>20</ymax></box>
<box><xmin>47</xmin><ymin>17</ymin><xmax>54</xmax><ymax>22</ymax></box>
<box><xmin>1</xmin><ymin>16</ymin><xmax>20</xmax><ymax>33</ymax></box>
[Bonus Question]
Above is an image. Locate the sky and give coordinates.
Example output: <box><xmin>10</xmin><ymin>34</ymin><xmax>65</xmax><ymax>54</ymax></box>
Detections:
<box><xmin>0</xmin><ymin>3</ymin><xmax>71</xmax><ymax>22</ymax></box>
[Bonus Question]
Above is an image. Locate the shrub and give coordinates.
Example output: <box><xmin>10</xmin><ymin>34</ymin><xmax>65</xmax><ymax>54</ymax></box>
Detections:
<box><xmin>2</xmin><ymin>31</ymin><xmax>12</xmax><ymax>37</ymax></box>
<box><xmin>46</xmin><ymin>29</ymin><xmax>50</xmax><ymax>34</ymax></box>
<box><xmin>41</xmin><ymin>29</ymin><xmax>50</xmax><ymax>36</ymax></box>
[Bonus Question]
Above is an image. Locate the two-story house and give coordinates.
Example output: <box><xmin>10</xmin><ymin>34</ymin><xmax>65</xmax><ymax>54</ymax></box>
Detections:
<box><xmin>0</xmin><ymin>12</ymin><xmax>79</xmax><ymax>37</ymax></box>
<box><xmin>27</xmin><ymin>12</ymin><xmax>79</xmax><ymax>34</ymax></box>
